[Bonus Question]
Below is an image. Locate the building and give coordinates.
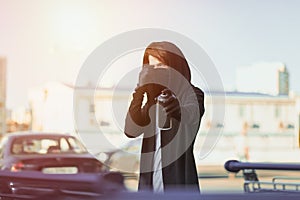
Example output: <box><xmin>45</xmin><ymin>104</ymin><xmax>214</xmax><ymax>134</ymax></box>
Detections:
<box><xmin>236</xmin><ymin>62</ymin><xmax>289</xmax><ymax>95</ymax></box>
<box><xmin>202</xmin><ymin>91</ymin><xmax>296</xmax><ymax>134</ymax></box>
<box><xmin>278</xmin><ymin>66</ymin><xmax>289</xmax><ymax>95</ymax></box>
<box><xmin>6</xmin><ymin>107</ymin><xmax>32</xmax><ymax>133</ymax></box>
<box><xmin>28</xmin><ymin>82</ymin><xmax>300</xmax><ymax>163</ymax></box>
<box><xmin>28</xmin><ymin>82</ymin><xmax>131</xmax><ymax>153</ymax></box>
<box><xmin>0</xmin><ymin>57</ymin><xmax>6</xmax><ymax>135</ymax></box>
<box><xmin>28</xmin><ymin>82</ymin><xmax>75</xmax><ymax>132</ymax></box>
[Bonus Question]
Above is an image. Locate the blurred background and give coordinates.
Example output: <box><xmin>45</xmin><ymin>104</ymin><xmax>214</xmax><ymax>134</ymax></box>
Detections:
<box><xmin>1</xmin><ymin>0</ymin><xmax>300</xmax><ymax>193</ymax></box>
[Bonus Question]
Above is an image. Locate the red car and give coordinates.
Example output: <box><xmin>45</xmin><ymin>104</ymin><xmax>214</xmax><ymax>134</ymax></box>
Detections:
<box><xmin>0</xmin><ymin>132</ymin><xmax>104</xmax><ymax>174</ymax></box>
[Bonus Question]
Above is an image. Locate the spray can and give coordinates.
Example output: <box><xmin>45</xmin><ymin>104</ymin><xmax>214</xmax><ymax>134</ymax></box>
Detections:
<box><xmin>156</xmin><ymin>89</ymin><xmax>175</xmax><ymax>130</ymax></box>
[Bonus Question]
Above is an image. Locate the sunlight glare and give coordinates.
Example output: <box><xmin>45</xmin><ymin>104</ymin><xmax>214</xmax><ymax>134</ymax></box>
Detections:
<box><xmin>52</xmin><ymin>4</ymin><xmax>98</xmax><ymax>52</ymax></box>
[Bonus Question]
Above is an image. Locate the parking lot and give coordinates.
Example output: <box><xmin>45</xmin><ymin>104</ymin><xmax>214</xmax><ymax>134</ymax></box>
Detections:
<box><xmin>124</xmin><ymin>164</ymin><xmax>300</xmax><ymax>193</ymax></box>
<box><xmin>124</xmin><ymin>175</ymin><xmax>245</xmax><ymax>193</ymax></box>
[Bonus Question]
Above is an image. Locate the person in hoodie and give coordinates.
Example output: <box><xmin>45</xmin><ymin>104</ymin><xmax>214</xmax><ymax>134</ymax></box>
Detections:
<box><xmin>124</xmin><ymin>41</ymin><xmax>205</xmax><ymax>193</ymax></box>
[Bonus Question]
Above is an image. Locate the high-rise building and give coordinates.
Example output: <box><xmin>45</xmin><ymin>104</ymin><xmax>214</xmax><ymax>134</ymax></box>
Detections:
<box><xmin>236</xmin><ymin>62</ymin><xmax>289</xmax><ymax>95</ymax></box>
<box><xmin>278</xmin><ymin>66</ymin><xmax>289</xmax><ymax>95</ymax></box>
<box><xmin>0</xmin><ymin>57</ymin><xmax>6</xmax><ymax>135</ymax></box>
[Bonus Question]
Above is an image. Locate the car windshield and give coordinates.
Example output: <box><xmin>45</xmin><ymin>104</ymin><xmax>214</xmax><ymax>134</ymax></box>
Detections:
<box><xmin>11</xmin><ymin>135</ymin><xmax>88</xmax><ymax>155</ymax></box>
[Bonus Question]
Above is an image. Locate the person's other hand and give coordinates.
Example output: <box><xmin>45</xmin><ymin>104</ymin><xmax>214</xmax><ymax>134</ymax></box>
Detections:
<box><xmin>134</xmin><ymin>85</ymin><xmax>147</xmax><ymax>97</ymax></box>
<box><xmin>138</xmin><ymin>65</ymin><xmax>165</xmax><ymax>102</ymax></box>
<box><xmin>162</xmin><ymin>89</ymin><xmax>181</xmax><ymax>121</ymax></box>
<box><xmin>138</xmin><ymin>65</ymin><xmax>153</xmax><ymax>87</ymax></box>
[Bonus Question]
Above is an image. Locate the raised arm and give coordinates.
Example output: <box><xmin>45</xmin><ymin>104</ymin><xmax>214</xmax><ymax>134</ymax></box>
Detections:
<box><xmin>124</xmin><ymin>86</ymin><xmax>153</xmax><ymax>138</ymax></box>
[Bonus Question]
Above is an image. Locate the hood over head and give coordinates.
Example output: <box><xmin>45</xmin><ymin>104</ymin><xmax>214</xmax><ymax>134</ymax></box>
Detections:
<box><xmin>143</xmin><ymin>41</ymin><xmax>191</xmax><ymax>82</ymax></box>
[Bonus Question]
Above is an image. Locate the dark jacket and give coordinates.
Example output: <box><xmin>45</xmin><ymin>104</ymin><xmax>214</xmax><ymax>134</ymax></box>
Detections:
<box><xmin>125</xmin><ymin>82</ymin><xmax>205</xmax><ymax>192</ymax></box>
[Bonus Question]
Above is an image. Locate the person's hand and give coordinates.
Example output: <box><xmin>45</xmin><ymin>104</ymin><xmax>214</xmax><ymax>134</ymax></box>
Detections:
<box><xmin>134</xmin><ymin>85</ymin><xmax>147</xmax><ymax>97</ymax></box>
<box><xmin>161</xmin><ymin>89</ymin><xmax>181</xmax><ymax>121</ymax></box>
<box><xmin>138</xmin><ymin>65</ymin><xmax>165</xmax><ymax>102</ymax></box>
<box><xmin>138</xmin><ymin>65</ymin><xmax>153</xmax><ymax>87</ymax></box>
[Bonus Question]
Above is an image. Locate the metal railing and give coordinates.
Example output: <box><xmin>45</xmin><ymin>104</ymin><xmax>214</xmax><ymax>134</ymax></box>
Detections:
<box><xmin>225</xmin><ymin>160</ymin><xmax>300</xmax><ymax>193</ymax></box>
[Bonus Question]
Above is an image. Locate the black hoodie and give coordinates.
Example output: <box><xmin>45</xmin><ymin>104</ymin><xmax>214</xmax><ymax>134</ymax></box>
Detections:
<box><xmin>124</xmin><ymin>41</ymin><xmax>205</xmax><ymax>192</ymax></box>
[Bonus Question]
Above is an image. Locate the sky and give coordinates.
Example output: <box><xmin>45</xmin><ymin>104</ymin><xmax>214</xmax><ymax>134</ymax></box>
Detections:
<box><xmin>1</xmin><ymin>0</ymin><xmax>300</xmax><ymax>109</ymax></box>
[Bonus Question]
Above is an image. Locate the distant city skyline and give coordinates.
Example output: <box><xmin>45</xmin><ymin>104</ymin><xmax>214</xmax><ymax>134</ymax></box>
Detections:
<box><xmin>1</xmin><ymin>0</ymin><xmax>300</xmax><ymax>109</ymax></box>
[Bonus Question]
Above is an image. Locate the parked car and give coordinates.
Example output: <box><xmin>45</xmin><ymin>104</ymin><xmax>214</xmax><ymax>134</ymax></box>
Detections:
<box><xmin>96</xmin><ymin>138</ymin><xmax>142</xmax><ymax>175</ymax></box>
<box><xmin>0</xmin><ymin>132</ymin><xmax>104</xmax><ymax>174</ymax></box>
